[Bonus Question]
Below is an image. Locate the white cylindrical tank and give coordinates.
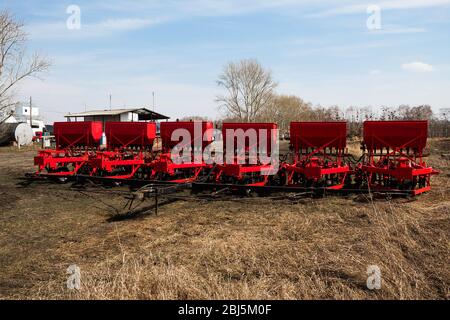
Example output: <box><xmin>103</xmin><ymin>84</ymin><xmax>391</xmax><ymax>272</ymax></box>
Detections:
<box><xmin>0</xmin><ymin>122</ymin><xmax>34</xmax><ymax>146</ymax></box>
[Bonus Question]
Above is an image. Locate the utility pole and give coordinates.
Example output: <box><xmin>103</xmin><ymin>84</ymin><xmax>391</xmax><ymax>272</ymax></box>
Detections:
<box><xmin>152</xmin><ymin>91</ymin><xmax>155</xmax><ymax>111</ymax></box>
<box><xmin>109</xmin><ymin>94</ymin><xmax>112</xmax><ymax>110</ymax></box>
<box><xmin>29</xmin><ymin>97</ymin><xmax>32</xmax><ymax>131</ymax></box>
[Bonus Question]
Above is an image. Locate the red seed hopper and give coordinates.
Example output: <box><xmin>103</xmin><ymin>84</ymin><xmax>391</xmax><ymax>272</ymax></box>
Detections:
<box><xmin>53</xmin><ymin>121</ymin><xmax>103</xmax><ymax>148</ymax></box>
<box><xmin>359</xmin><ymin>121</ymin><xmax>437</xmax><ymax>195</ymax></box>
<box><xmin>285</xmin><ymin>122</ymin><xmax>350</xmax><ymax>189</ymax></box>
<box><xmin>106</xmin><ymin>122</ymin><xmax>156</xmax><ymax>148</ymax></box>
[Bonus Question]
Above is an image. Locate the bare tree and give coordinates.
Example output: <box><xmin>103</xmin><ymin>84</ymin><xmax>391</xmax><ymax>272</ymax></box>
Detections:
<box><xmin>0</xmin><ymin>10</ymin><xmax>50</xmax><ymax>121</ymax></box>
<box><xmin>257</xmin><ymin>94</ymin><xmax>313</xmax><ymax>132</ymax></box>
<box><xmin>216</xmin><ymin>59</ymin><xmax>277</xmax><ymax>122</ymax></box>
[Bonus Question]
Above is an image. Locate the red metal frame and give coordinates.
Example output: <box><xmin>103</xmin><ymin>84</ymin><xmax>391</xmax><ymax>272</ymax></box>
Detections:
<box><xmin>359</xmin><ymin>121</ymin><xmax>438</xmax><ymax>195</ymax></box>
<box><xmin>34</xmin><ymin>149</ymin><xmax>92</xmax><ymax>176</ymax></box>
<box><xmin>284</xmin><ymin>122</ymin><xmax>350</xmax><ymax>189</ymax></box>
<box><xmin>34</xmin><ymin>121</ymin><xmax>102</xmax><ymax>176</ymax></box>
<box><xmin>93</xmin><ymin>122</ymin><xmax>157</xmax><ymax>179</ymax></box>
<box><xmin>214</xmin><ymin>123</ymin><xmax>278</xmax><ymax>186</ymax></box>
<box><xmin>150</xmin><ymin>121</ymin><xmax>214</xmax><ymax>183</ymax></box>
<box><xmin>90</xmin><ymin>150</ymin><xmax>153</xmax><ymax>179</ymax></box>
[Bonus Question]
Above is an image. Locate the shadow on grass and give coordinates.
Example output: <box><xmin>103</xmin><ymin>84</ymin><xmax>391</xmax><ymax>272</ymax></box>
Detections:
<box><xmin>106</xmin><ymin>198</ymin><xmax>180</xmax><ymax>222</ymax></box>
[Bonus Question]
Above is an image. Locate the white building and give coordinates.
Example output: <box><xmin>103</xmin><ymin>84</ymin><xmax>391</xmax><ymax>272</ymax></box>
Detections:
<box><xmin>4</xmin><ymin>104</ymin><xmax>45</xmax><ymax>136</ymax></box>
<box><xmin>4</xmin><ymin>115</ymin><xmax>17</xmax><ymax>123</ymax></box>
<box><xmin>18</xmin><ymin>105</ymin><xmax>45</xmax><ymax>135</ymax></box>
<box><xmin>16</xmin><ymin>104</ymin><xmax>40</xmax><ymax>118</ymax></box>
<box><xmin>64</xmin><ymin>108</ymin><xmax>169</xmax><ymax>130</ymax></box>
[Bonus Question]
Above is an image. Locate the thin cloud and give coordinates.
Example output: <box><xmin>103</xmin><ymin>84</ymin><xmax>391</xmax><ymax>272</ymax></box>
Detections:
<box><xmin>90</xmin><ymin>0</ymin><xmax>318</xmax><ymax>16</ymax></box>
<box><xmin>402</xmin><ymin>62</ymin><xmax>434</xmax><ymax>72</ymax></box>
<box><xmin>27</xmin><ymin>17</ymin><xmax>163</xmax><ymax>40</ymax></box>
<box><xmin>309</xmin><ymin>0</ymin><xmax>450</xmax><ymax>18</ymax></box>
<box><xmin>369</xmin><ymin>27</ymin><xmax>426</xmax><ymax>34</ymax></box>
<box><xmin>97</xmin><ymin>18</ymin><xmax>162</xmax><ymax>31</ymax></box>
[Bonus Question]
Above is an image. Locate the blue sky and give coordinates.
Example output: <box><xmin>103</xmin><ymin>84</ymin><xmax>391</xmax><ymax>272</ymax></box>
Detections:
<box><xmin>3</xmin><ymin>0</ymin><xmax>450</xmax><ymax>122</ymax></box>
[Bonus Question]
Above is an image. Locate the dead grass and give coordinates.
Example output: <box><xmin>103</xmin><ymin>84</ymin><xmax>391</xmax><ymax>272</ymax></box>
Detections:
<box><xmin>30</xmin><ymin>196</ymin><xmax>449</xmax><ymax>300</ymax></box>
<box><xmin>0</xmin><ymin>143</ymin><xmax>40</xmax><ymax>153</ymax></box>
<box><xmin>0</xmin><ymin>139</ymin><xmax>449</xmax><ymax>300</ymax></box>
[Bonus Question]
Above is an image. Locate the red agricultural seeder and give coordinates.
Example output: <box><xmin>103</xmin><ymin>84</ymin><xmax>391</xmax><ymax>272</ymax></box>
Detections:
<box><xmin>92</xmin><ymin>122</ymin><xmax>156</xmax><ymax>179</ymax></box>
<box><xmin>357</xmin><ymin>121</ymin><xmax>438</xmax><ymax>195</ymax></box>
<box><xmin>34</xmin><ymin>121</ymin><xmax>102</xmax><ymax>180</ymax></box>
<box><xmin>32</xmin><ymin>119</ymin><xmax>439</xmax><ymax>197</ymax></box>
<box><xmin>283</xmin><ymin>122</ymin><xmax>350</xmax><ymax>190</ymax></box>
<box><xmin>213</xmin><ymin>123</ymin><xmax>278</xmax><ymax>186</ymax></box>
<box><xmin>150</xmin><ymin>121</ymin><xmax>214</xmax><ymax>183</ymax></box>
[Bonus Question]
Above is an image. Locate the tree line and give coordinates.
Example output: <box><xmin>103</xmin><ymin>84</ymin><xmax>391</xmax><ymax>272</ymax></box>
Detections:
<box><xmin>215</xmin><ymin>59</ymin><xmax>450</xmax><ymax>138</ymax></box>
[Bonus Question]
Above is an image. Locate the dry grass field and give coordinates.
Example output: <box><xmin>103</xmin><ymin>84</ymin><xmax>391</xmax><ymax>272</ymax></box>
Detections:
<box><xmin>0</xmin><ymin>140</ymin><xmax>449</xmax><ymax>300</ymax></box>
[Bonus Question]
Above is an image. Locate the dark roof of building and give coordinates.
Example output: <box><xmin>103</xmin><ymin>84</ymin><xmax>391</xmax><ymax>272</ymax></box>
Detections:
<box><xmin>64</xmin><ymin>108</ymin><xmax>170</xmax><ymax>120</ymax></box>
